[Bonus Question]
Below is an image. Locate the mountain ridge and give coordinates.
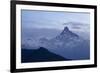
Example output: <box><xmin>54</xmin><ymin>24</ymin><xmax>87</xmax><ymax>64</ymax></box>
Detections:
<box><xmin>22</xmin><ymin>26</ymin><xmax>90</xmax><ymax>60</ymax></box>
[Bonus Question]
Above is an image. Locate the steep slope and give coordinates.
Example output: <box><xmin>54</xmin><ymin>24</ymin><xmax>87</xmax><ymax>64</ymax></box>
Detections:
<box><xmin>40</xmin><ymin>26</ymin><xmax>90</xmax><ymax>60</ymax></box>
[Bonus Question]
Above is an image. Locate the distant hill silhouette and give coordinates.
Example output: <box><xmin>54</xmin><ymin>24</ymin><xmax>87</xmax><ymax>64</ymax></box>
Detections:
<box><xmin>21</xmin><ymin>47</ymin><xmax>69</xmax><ymax>63</ymax></box>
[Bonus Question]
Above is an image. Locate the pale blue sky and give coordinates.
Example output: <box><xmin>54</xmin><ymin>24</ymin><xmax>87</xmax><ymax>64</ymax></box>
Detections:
<box><xmin>21</xmin><ymin>10</ymin><xmax>90</xmax><ymax>31</ymax></box>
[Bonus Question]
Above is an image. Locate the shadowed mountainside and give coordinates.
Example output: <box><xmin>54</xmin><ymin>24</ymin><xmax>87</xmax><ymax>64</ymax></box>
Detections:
<box><xmin>21</xmin><ymin>47</ymin><xmax>70</xmax><ymax>63</ymax></box>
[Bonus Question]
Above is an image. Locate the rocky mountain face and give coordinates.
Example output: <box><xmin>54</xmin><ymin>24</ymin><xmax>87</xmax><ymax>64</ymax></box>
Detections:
<box><xmin>39</xmin><ymin>26</ymin><xmax>90</xmax><ymax>60</ymax></box>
